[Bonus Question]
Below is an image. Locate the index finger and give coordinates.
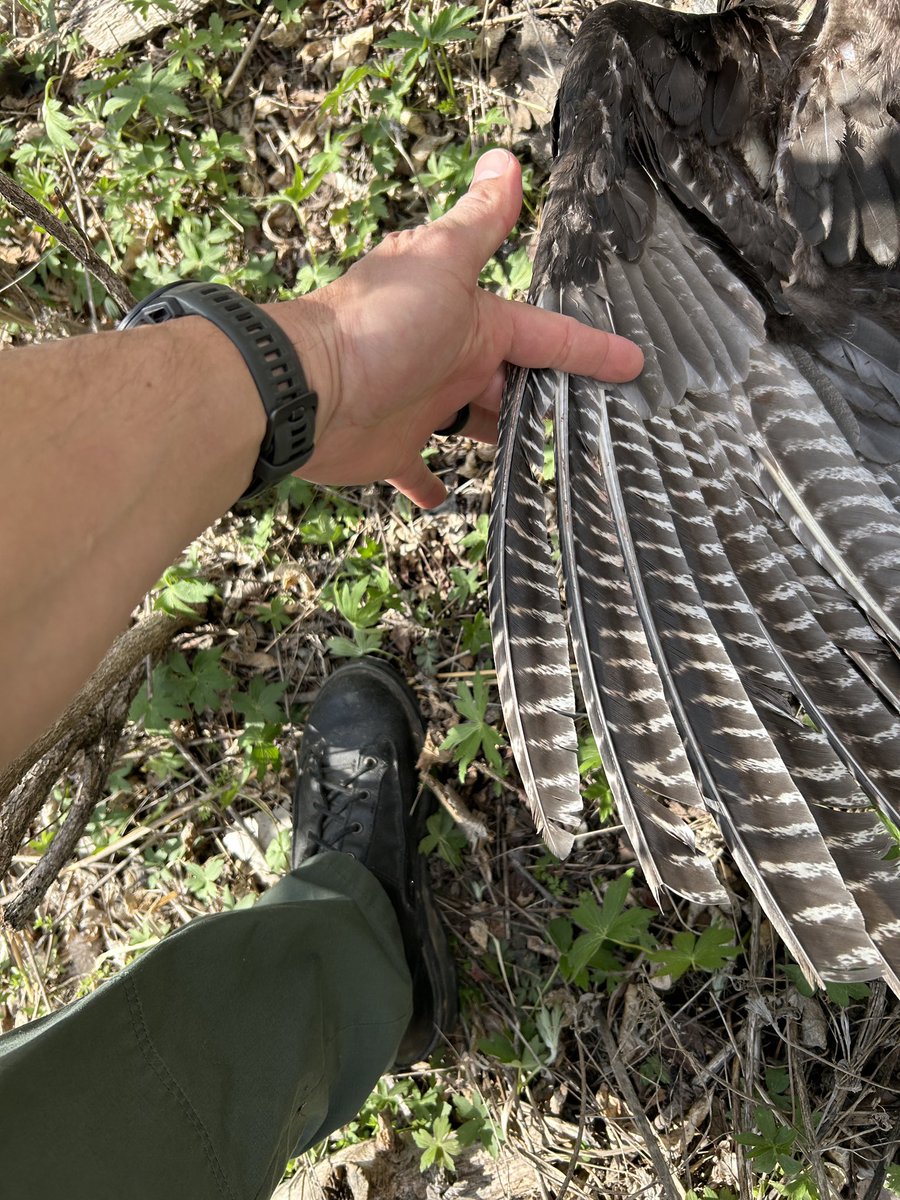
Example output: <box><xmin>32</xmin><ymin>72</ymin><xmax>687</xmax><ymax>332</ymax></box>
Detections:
<box><xmin>485</xmin><ymin>291</ymin><xmax>644</xmax><ymax>382</ymax></box>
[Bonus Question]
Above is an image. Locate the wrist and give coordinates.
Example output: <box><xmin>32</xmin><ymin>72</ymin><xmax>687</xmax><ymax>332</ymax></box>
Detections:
<box><xmin>122</xmin><ymin>283</ymin><xmax>321</xmax><ymax>502</ymax></box>
<box><xmin>140</xmin><ymin>314</ymin><xmax>268</xmax><ymax>517</ymax></box>
<box><xmin>262</xmin><ymin>293</ymin><xmax>343</xmax><ymax>478</ymax></box>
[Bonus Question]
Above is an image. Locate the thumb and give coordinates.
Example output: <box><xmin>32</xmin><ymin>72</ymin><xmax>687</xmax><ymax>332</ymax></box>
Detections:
<box><xmin>429</xmin><ymin>149</ymin><xmax>523</xmax><ymax>279</ymax></box>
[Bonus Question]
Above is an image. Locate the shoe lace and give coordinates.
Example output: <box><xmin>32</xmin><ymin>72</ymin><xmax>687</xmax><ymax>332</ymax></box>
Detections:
<box><xmin>309</xmin><ymin>754</ymin><xmax>378</xmax><ymax>853</ymax></box>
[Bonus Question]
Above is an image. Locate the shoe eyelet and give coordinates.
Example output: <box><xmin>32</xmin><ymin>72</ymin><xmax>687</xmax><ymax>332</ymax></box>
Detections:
<box><xmin>357</xmin><ymin>790</ymin><xmax>369</xmax><ymax>801</ymax></box>
<box><xmin>350</xmin><ymin>822</ymin><xmax>364</xmax><ymax>834</ymax></box>
<box><xmin>362</xmin><ymin>755</ymin><xmax>378</xmax><ymax>770</ymax></box>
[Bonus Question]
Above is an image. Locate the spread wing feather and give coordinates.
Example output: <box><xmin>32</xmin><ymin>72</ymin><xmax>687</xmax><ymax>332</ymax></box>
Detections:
<box><xmin>489</xmin><ymin>0</ymin><xmax>900</xmax><ymax>994</ymax></box>
<box><xmin>556</xmin><ymin>371</ymin><xmax>726</xmax><ymax>904</ymax></box>
<box><xmin>487</xmin><ymin>357</ymin><xmax>582</xmax><ymax>857</ymax></box>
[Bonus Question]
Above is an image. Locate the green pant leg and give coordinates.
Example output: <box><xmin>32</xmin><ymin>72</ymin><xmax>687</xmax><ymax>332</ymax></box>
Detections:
<box><xmin>0</xmin><ymin>851</ymin><xmax>412</xmax><ymax>1200</ymax></box>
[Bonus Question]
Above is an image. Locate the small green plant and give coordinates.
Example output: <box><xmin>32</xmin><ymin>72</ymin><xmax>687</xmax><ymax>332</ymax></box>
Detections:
<box><xmin>577</xmin><ymin>731</ymin><xmax>615</xmax><ymax>822</ymax></box>
<box><xmin>878</xmin><ymin>811</ymin><xmax>900</xmax><ymax>860</ymax></box>
<box><xmin>154</xmin><ymin>559</ymin><xmax>219</xmax><ymax>617</ymax></box>
<box><xmin>440</xmin><ymin>673</ymin><xmax>506</xmax><ymax>781</ymax></box>
<box><xmin>165</xmin><ymin>13</ymin><xmax>243</xmax><ymax>89</ymax></box>
<box><xmin>130</xmin><ymin>648</ymin><xmax>232</xmax><ymax>732</ymax></box>
<box><xmin>379</xmin><ymin>5</ymin><xmax>479</xmax><ymax>107</ymax></box>
<box><xmin>780</xmin><ymin>963</ymin><xmax>870</xmax><ymax>1007</ymax></box>
<box><xmin>98</xmin><ymin>60</ymin><xmax>191</xmax><ymax>130</ymax></box>
<box><xmin>265</xmin><ymin>829</ymin><xmax>292</xmax><ymax>875</ymax></box>
<box><xmin>184</xmin><ymin>855</ymin><xmax>225</xmax><ymax>904</ymax></box>
<box><xmin>736</xmin><ymin>1105</ymin><xmax>820</xmax><ymax>1197</ymax></box>
<box><xmin>460</xmin><ymin>513</ymin><xmax>489</xmax><ymax>563</ymax></box>
<box><xmin>311</xmin><ymin>1076</ymin><xmax>498</xmax><ymax>1174</ymax></box>
<box><xmin>412</xmin><ymin>1109</ymin><xmax>460</xmax><ymax>1172</ymax></box>
<box><xmin>232</xmin><ymin>675</ymin><xmax>288</xmax><ymax>774</ymax></box>
<box><xmin>446</xmin><ymin>564</ymin><xmax>482</xmax><ymax>608</ymax></box>
<box><xmin>459</xmin><ymin>612</ymin><xmax>492</xmax><ymax>657</ymax></box>
<box><xmin>323</xmin><ymin>567</ymin><xmax>400</xmax><ymax>658</ymax></box>
<box><xmin>476</xmin><ymin>1025</ymin><xmax>546</xmax><ymax>1079</ymax></box>
<box><xmin>419</xmin><ymin>809</ymin><xmax>467</xmax><ymax>868</ymax></box>
<box><xmin>451</xmin><ymin>1093</ymin><xmax>502</xmax><ymax>1159</ymax></box>
<box><xmin>648</xmin><ymin>925</ymin><xmax>739</xmax><ymax>983</ymax></box>
<box><xmin>558</xmin><ymin>872</ymin><xmax>656</xmax><ymax>982</ymax></box>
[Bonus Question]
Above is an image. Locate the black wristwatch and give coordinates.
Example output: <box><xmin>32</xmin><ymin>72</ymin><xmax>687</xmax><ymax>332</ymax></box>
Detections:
<box><xmin>119</xmin><ymin>281</ymin><xmax>317</xmax><ymax>501</ymax></box>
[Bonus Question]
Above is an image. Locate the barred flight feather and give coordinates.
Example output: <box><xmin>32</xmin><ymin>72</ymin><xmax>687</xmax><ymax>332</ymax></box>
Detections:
<box><xmin>488</xmin><ymin>359</ymin><xmax>581</xmax><ymax>857</ymax></box>
<box><xmin>488</xmin><ymin>0</ymin><xmax>900</xmax><ymax>995</ymax></box>
<box><xmin>556</xmin><ymin>372</ymin><xmax>726</xmax><ymax>904</ymax></box>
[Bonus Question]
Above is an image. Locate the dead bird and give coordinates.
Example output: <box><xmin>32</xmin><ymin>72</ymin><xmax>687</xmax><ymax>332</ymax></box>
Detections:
<box><xmin>489</xmin><ymin>0</ymin><xmax>900</xmax><ymax>994</ymax></box>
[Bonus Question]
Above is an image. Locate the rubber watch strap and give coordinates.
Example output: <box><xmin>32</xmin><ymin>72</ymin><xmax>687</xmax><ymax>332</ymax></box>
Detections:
<box><xmin>119</xmin><ymin>281</ymin><xmax>317</xmax><ymax>500</ymax></box>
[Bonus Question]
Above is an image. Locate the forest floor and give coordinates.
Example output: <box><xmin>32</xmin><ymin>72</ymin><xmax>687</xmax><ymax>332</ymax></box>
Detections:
<box><xmin>1</xmin><ymin>2</ymin><xmax>899</xmax><ymax>1198</ymax></box>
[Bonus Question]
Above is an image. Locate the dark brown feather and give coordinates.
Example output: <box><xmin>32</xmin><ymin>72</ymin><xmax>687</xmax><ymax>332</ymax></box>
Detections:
<box><xmin>489</xmin><ymin>0</ymin><xmax>900</xmax><ymax>994</ymax></box>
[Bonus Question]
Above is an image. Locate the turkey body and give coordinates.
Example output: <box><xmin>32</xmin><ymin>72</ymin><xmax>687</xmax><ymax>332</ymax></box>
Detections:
<box><xmin>488</xmin><ymin>0</ymin><xmax>900</xmax><ymax>994</ymax></box>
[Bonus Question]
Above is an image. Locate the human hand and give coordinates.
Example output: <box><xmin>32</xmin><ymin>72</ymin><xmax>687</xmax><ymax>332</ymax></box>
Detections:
<box><xmin>270</xmin><ymin>148</ymin><xmax>644</xmax><ymax>508</ymax></box>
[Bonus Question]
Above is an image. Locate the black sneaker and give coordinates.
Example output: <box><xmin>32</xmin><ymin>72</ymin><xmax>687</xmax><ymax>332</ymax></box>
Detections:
<box><xmin>292</xmin><ymin>657</ymin><xmax>457</xmax><ymax>1066</ymax></box>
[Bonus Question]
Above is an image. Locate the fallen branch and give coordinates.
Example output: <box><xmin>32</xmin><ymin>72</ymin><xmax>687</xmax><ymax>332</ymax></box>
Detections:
<box><xmin>594</xmin><ymin>1005</ymin><xmax>685</xmax><ymax>1200</ymax></box>
<box><xmin>2</xmin><ymin>706</ymin><xmax>129</xmax><ymax>929</ymax></box>
<box><xmin>0</xmin><ymin>610</ymin><xmax>197</xmax><ymax>885</ymax></box>
<box><xmin>0</xmin><ymin>167</ymin><xmax>135</xmax><ymax>315</ymax></box>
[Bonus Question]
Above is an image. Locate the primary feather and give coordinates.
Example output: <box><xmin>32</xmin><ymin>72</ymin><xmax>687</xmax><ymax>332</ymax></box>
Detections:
<box><xmin>488</xmin><ymin>0</ymin><xmax>900</xmax><ymax>993</ymax></box>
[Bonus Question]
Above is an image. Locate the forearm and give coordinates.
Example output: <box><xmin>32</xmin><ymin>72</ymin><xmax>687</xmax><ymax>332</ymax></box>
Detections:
<box><xmin>0</xmin><ymin>315</ymin><xmax>267</xmax><ymax>766</ymax></box>
<box><xmin>0</xmin><ymin>150</ymin><xmax>643</xmax><ymax>773</ymax></box>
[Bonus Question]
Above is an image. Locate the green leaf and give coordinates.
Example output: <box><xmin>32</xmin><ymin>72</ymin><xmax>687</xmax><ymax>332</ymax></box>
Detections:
<box><xmin>440</xmin><ymin>673</ymin><xmax>505</xmax><ymax>782</ymax></box>
<box><xmin>265</xmin><ymin>829</ymin><xmax>292</xmax><ymax>875</ymax></box>
<box><xmin>186</xmin><ymin>647</ymin><xmax>231</xmax><ymax>712</ymax></box>
<box><xmin>184</xmin><ymin>856</ymin><xmax>224</xmax><ymax>903</ymax></box>
<box><xmin>460</xmin><ymin>612</ymin><xmax>492</xmax><ymax>657</ymax></box>
<box><xmin>823</xmin><ymin>979</ymin><xmax>870</xmax><ymax>1006</ymax></box>
<box><xmin>547</xmin><ymin>916</ymin><xmax>573</xmax><ymax>954</ymax></box>
<box><xmin>452</xmin><ymin>1095</ymin><xmax>502</xmax><ymax>1157</ymax></box>
<box><xmin>155</xmin><ymin>562</ymin><xmax>217</xmax><ymax>617</ymax></box>
<box><xmin>737</xmin><ymin>1106</ymin><xmax>803</xmax><ymax>1177</ymax></box>
<box><xmin>334</xmin><ymin>577</ymin><xmax>384</xmax><ymax>629</ymax></box>
<box><xmin>326</xmin><ymin>629</ymin><xmax>383</xmax><ymax>658</ymax></box>
<box><xmin>412</xmin><ymin>1113</ymin><xmax>459</xmax><ymax>1173</ymax></box>
<box><xmin>102</xmin><ymin>62</ymin><xmax>190</xmax><ymax>129</ymax></box>
<box><xmin>649</xmin><ymin>926</ymin><xmax>739</xmax><ymax>982</ymax></box>
<box><xmin>42</xmin><ymin>82</ymin><xmax>78</xmax><ymax>154</ymax></box>
<box><xmin>130</xmin><ymin>661</ymin><xmax>191</xmax><ymax>731</ymax></box>
<box><xmin>460</xmin><ymin>513</ymin><xmax>489</xmax><ymax>562</ymax></box>
<box><xmin>418</xmin><ymin>809</ymin><xmax>466</xmax><ymax>868</ymax></box>
<box><xmin>476</xmin><ymin>1032</ymin><xmax>518</xmax><ymax>1063</ymax></box>
<box><xmin>567</xmin><ymin>874</ymin><xmax>655</xmax><ymax>977</ymax></box>
<box><xmin>232</xmin><ymin>676</ymin><xmax>287</xmax><ymax>728</ymax></box>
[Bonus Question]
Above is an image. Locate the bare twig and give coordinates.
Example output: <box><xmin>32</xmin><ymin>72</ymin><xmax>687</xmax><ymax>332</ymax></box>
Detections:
<box><xmin>223</xmin><ymin>3</ymin><xmax>279</xmax><ymax>100</ymax></box>
<box><xmin>860</xmin><ymin>1109</ymin><xmax>900</xmax><ymax>1200</ymax></box>
<box><xmin>0</xmin><ymin>167</ymin><xmax>134</xmax><ymax>314</ymax></box>
<box><xmin>595</xmin><ymin>1006</ymin><xmax>684</xmax><ymax>1200</ymax></box>
<box><xmin>422</xmin><ymin>770</ymin><xmax>490</xmax><ymax>845</ymax></box>
<box><xmin>62</xmin><ymin>149</ymin><xmax>99</xmax><ymax>332</ymax></box>
<box><xmin>4</xmin><ymin>734</ymin><xmax>116</xmax><ymax>928</ymax></box>
<box><xmin>553</xmin><ymin>1009</ymin><xmax>587</xmax><ymax>1200</ymax></box>
<box><xmin>0</xmin><ymin>610</ymin><xmax>197</xmax><ymax>881</ymax></box>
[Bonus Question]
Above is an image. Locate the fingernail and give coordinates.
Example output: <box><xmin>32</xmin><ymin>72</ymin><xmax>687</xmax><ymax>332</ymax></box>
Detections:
<box><xmin>473</xmin><ymin>148</ymin><xmax>512</xmax><ymax>183</ymax></box>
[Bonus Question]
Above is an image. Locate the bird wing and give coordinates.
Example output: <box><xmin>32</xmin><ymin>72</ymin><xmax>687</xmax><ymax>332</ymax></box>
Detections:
<box><xmin>488</xmin><ymin>0</ymin><xmax>900</xmax><ymax>993</ymax></box>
